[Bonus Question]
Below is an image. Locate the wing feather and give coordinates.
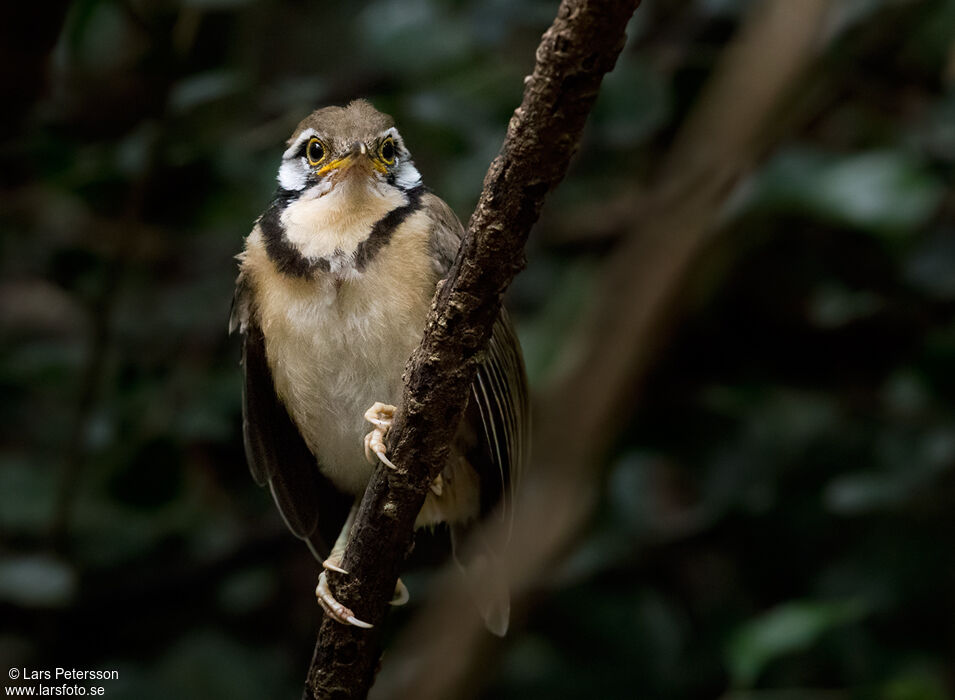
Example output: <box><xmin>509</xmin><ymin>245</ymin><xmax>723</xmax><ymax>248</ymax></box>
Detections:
<box><xmin>470</xmin><ymin>311</ymin><xmax>529</xmax><ymax>524</ymax></box>
<box><xmin>424</xmin><ymin>194</ymin><xmax>530</xmax><ymax>527</ymax></box>
<box><xmin>234</xmin><ymin>282</ymin><xmax>350</xmax><ymax>560</ymax></box>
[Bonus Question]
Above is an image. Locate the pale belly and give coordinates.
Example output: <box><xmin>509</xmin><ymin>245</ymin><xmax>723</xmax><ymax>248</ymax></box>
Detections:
<box><xmin>262</xmin><ymin>275</ymin><xmax>429</xmax><ymax>497</ymax></box>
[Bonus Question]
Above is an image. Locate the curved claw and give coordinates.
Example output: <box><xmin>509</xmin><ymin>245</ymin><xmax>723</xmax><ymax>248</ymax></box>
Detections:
<box><xmin>348</xmin><ymin>614</ymin><xmax>373</xmax><ymax>628</ymax></box>
<box><xmin>374</xmin><ymin>441</ymin><xmax>398</xmax><ymax>470</ymax></box>
<box><xmin>316</xmin><ymin>571</ymin><xmax>372</xmax><ymax>629</ymax></box>
<box><xmin>390</xmin><ymin>578</ymin><xmax>410</xmax><ymax>607</ymax></box>
<box><xmin>322</xmin><ymin>558</ymin><xmax>348</xmax><ymax>575</ymax></box>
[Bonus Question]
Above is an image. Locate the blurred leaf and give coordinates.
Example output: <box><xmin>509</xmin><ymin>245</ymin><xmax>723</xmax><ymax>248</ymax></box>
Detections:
<box><xmin>359</xmin><ymin>0</ymin><xmax>475</xmax><ymax>75</ymax></box>
<box><xmin>807</xmin><ymin>283</ymin><xmax>883</xmax><ymax>328</ymax></box>
<box><xmin>881</xmin><ymin>369</ymin><xmax>930</xmax><ymax>417</ymax></box>
<box><xmin>607</xmin><ymin>451</ymin><xmax>659</xmax><ymax>534</ymax></box>
<box><xmin>68</xmin><ymin>0</ymin><xmax>144</xmax><ymax>72</ymax></box>
<box><xmin>747</xmin><ymin>148</ymin><xmax>944</xmax><ymax>235</ymax></box>
<box><xmin>0</xmin><ymin>458</ymin><xmax>57</xmax><ymax>535</ymax></box>
<box><xmin>169</xmin><ymin>72</ymin><xmax>245</xmax><ymax>114</ymax></box>
<box><xmin>903</xmin><ymin>228</ymin><xmax>955</xmax><ymax>300</ymax></box>
<box><xmin>824</xmin><ymin>472</ymin><xmax>906</xmax><ymax>514</ymax></box>
<box><xmin>0</xmin><ymin>555</ymin><xmax>77</xmax><ymax>608</ymax></box>
<box><xmin>824</xmin><ymin>425</ymin><xmax>955</xmax><ymax>515</ymax></box>
<box><xmin>727</xmin><ymin>599</ymin><xmax>870</xmax><ymax>687</ymax></box>
<box><xmin>263</xmin><ymin>76</ymin><xmax>329</xmax><ymax>113</ymax></box>
<box><xmin>114</xmin><ymin>124</ymin><xmax>158</xmax><ymax>177</ymax></box>
<box><xmin>880</xmin><ymin>664</ymin><xmax>950</xmax><ymax>700</ymax></box>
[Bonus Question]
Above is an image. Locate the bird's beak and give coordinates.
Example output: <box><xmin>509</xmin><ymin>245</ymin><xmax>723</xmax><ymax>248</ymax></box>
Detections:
<box><xmin>315</xmin><ymin>142</ymin><xmax>386</xmax><ymax>178</ymax></box>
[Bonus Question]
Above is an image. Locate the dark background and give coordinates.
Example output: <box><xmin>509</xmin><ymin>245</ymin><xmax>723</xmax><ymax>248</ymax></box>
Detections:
<box><xmin>1</xmin><ymin>0</ymin><xmax>954</xmax><ymax>698</ymax></box>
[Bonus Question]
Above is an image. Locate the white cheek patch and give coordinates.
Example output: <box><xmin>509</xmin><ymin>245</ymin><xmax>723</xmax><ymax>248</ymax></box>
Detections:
<box><xmin>278</xmin><ymin>157</ymin><xmax>308</xmax><ymax>191</ymax></box>
<box><xmin>378</xmin><ymin>127</ymin><xmax>422</xmax><ymax>190</ymax></box>
<box><xmin>278</xmin><ymin>128</ymin><xmax>319</xmax><ymax>191</ymax></box>
<box><xmin>394</xmin><ymin>161</ymin><xmax>421</xmax><ymax>190</ymax></box>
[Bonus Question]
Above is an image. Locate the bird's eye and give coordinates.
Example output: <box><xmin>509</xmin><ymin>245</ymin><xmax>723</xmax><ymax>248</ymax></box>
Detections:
<box><xmin>306</xmin><ymin>138</ymin><xmax>326</xmax><ymax>166</ymax></box>
<box><xmin>379</xmin><ymin>138</ymin><xmax>396</xmax><ymax>165</ymax></box>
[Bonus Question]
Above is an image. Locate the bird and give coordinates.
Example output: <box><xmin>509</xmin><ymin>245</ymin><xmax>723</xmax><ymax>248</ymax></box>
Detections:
<box><xmin>230</xmin><ymin>99</ymin><xmax>528</xmax><ymax>636</ymax></box>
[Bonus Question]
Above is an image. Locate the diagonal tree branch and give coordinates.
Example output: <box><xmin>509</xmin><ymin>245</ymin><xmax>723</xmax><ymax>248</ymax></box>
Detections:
<box><xmin>304</xmin><ymin>1</ymin><xmax>642</xmax><ymax>697</ymax></box>
<box><xmin>371</xmin><ymin>2</ymin><xmax>835</xmax><ymax>698</ymax></box>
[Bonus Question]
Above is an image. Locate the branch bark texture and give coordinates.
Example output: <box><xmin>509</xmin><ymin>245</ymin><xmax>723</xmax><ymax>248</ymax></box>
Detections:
<box><xmin>305</xmin><ymin>1</ymin><xmax>641</xmax><ymax>697</ymax></box>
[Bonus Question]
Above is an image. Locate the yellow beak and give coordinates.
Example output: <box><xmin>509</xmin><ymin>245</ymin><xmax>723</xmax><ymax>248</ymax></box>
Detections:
<box><xmin>315</xmin><ymin>142</ymin><xmax>387</xmax><ymax>177</ymax></box>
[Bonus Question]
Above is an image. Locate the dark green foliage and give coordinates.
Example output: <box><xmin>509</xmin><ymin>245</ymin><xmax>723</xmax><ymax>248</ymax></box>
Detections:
<box><xmin>2</xmin><ymin>0</ymin><xmax>953</xmax><ymax>698</ymax></box>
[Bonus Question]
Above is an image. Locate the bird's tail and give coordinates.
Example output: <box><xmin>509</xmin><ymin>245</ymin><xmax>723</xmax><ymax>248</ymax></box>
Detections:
<box><xmin>451</xmin><ymin>524</ymin><xmax>510</xmax><ymax>637</ymax></box>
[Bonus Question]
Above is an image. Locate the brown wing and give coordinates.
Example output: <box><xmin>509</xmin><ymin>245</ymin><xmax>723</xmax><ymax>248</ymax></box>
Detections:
<box><xmin>232</xmin><ymin>280</ymin><xmax>351</xmax><ymax>560</ymax></box>
<box><xmin>424</xmin><ymin>194</ymin><xmax>530</xmax><ymax>526</ymax></box>
<box><xmin>467</xmin><ymin>309</ymin><xmax>529</xmax><ymax>526</ymax></box>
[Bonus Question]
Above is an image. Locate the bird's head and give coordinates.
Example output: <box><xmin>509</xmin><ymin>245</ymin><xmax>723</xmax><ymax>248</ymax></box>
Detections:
<box><xmin>276</xmin><ymin>99</ymin><xmax>422</xmax><ymax>200</ymax></box>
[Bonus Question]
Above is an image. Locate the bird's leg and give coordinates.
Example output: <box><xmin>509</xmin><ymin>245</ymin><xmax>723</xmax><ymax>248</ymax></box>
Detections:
<box><xmin>315</xmin><ymin>498</ymin><xmax>410</xmax><ymax>628</ymax></box>
<box><xmin>316</xmin><ymin>503</ymin><xmax>372</xmax><ymax>628</ymax></box>
<box><xmin>363</xmin><ymin>401</ymin><xmax>444</xmax><ymax>498</ymax></box>
<box><xmin>321</xmin><ymin>502</ymin><xmax>357</xmax><ymax>575</ymax></box>
<box><xmin>360</xmin><ymin>403</ymin><xmax>420</xmax><ymax>607</ymax></box>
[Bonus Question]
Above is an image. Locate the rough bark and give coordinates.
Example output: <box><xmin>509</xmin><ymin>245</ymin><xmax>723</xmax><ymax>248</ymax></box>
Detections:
<box><xmin>304</xmin><ymin>1</ymin><xmax>642</xmax><ymax>698</ymax></box>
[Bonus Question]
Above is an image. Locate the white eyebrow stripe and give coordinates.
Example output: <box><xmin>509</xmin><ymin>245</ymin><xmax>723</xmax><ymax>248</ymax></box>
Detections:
<box><xmin>283</xmin><ymin>128</ymin><xmax>317</xmax><ymax>159</ymax></box>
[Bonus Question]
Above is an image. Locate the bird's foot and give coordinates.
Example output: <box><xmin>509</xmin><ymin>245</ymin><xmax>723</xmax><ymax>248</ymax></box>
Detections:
<box><xmin>316</xmin><ymin>570</ymin><xmax>373</xmax><ymax>629</ymax></box>
<box><xmin>320</xmin><ymin>549</ymin><xmax>408</xmax><ymax>615</ymax></box>
<box><xmin>363</xmin><ymin>403</ymin><xmax>445</xmax><ymax>497</ymax></box>
<box><xmin>363</xmin><ymin>402</ymin><xmax>397</xmax><ymax>470</ymax></box>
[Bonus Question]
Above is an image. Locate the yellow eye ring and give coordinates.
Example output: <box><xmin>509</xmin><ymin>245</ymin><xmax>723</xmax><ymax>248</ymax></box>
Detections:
<box><xmin>306</xmin><ymin>138</ymin><xmax>327</xmax><ymax>166</ymax></box>
<box><xmin>379</xmin><ymin>137</ymin><xmax>396</xmax><ymax>165</ymax></box>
